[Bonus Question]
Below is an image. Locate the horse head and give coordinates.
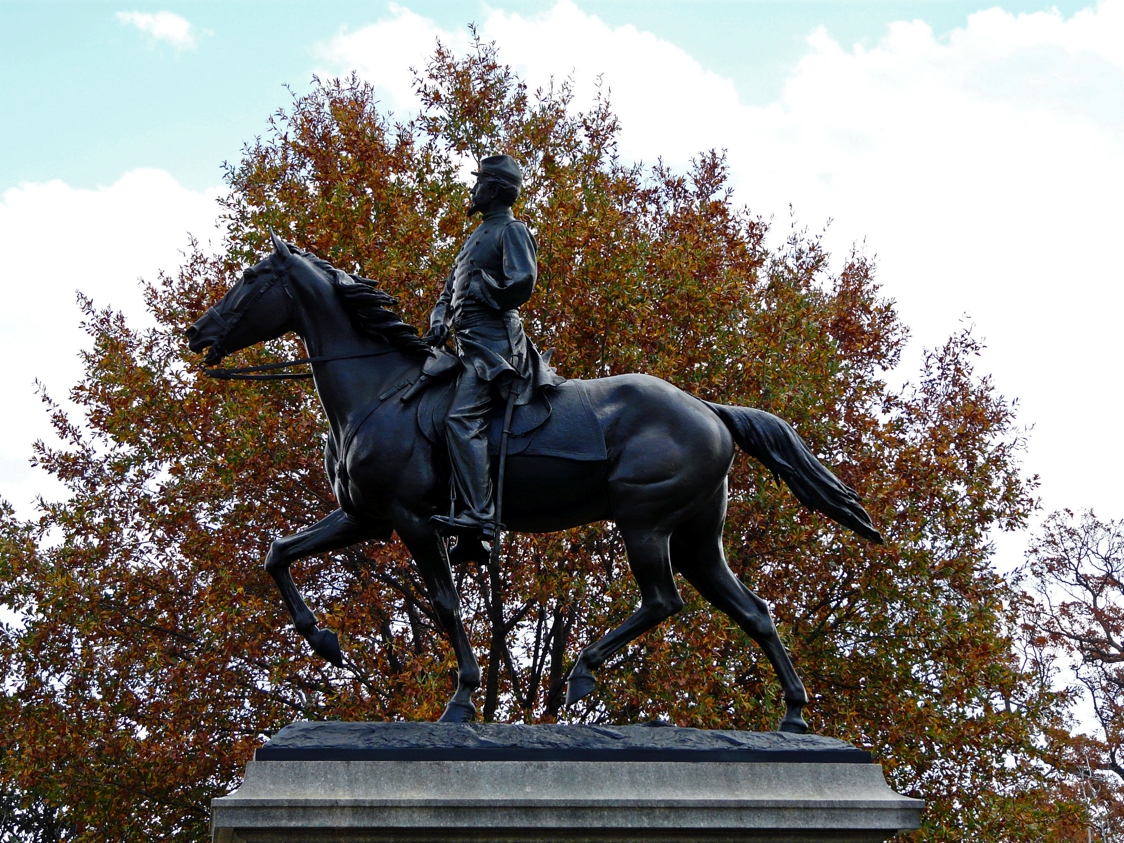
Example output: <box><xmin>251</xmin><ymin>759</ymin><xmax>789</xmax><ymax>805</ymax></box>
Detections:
<box><xmin>187</xmin><ymin>233</ymin><xmax>430</xmax><ymax>373</ymax></box>
<box><xmin>186</xmin><ymin>232</ymin><xmax>298</xmax><ymax>366</ymax></box>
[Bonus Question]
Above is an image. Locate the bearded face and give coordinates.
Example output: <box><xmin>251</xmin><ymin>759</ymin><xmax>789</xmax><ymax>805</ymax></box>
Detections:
<box><xmin>466</xmin><ymin>176</ymin><xmax>497</xmax><ymax>216</ymax></box>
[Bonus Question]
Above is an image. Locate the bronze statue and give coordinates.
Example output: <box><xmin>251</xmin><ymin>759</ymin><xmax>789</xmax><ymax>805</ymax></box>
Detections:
<box><xmin>423</xmin><ymin>155</ymin><xmax>561</xmax><ymax>559</ymax></box>
<box><xmin>186</xmin><ymin>159</ymin><xmax>883</xmax><ymax>732</ymax></box>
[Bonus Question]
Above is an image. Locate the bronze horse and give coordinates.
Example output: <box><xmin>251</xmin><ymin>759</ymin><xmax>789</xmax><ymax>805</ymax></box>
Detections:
<box><xmin>186</xmin><ymin>234</ymin><xmax>883</xmax><ymax>732</ymax></box>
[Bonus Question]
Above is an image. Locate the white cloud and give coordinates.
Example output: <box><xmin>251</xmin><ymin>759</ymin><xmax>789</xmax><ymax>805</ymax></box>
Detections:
<box><xmin>320</xmin><ymin>1</ymin><xmax>742</xmax><ymax>165</ymax></box>
<box><xmin>324</xmin><ymin>1</ymin><xmax>1124</xmax><ymax>520</ymax></box>
<box><xmin>116</xmin><ymin>10</ymin><xmax>197</xmax><ymax>51</ymax></box>
<box><xmin>0</xmin><ymin>170</ymin><xmax>222</xmax><ymax>517</ymax></box>
<box><xmin>317</xmin><ymin>4</ymin><xmax>470</xmax><ymax>115</ymax></box>
<box><xmin>741</xmin><ymin>6</ymin><xmax>1124</xmax><ymax>520</ymax></box>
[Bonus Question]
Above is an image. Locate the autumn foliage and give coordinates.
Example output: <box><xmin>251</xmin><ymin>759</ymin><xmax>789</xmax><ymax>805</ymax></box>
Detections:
<box><xmin>0</xmin><ymin>37</ymin><xmax>1116</xmax><ymax>841</ymax></box>
<box><xmin>1024</xmin><ymin>510</ymin><xmax>1124</xmax><ymax>838</ymax></box>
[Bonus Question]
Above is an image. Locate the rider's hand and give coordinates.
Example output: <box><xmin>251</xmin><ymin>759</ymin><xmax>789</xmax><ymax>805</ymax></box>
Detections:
<box><xmin>425</xmin><ymin>324</ymin><xmax>449</xmax><ymax>347</ymax></box>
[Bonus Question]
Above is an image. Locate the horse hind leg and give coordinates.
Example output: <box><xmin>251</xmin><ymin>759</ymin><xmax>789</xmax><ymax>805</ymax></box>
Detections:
<box><xmin>670</xmin><ymin>488</ymin><xmax>810</xmax><ymax>734</ymax></box>
<box><xmin>265</xmin><ymin>507</ymin><xmax>385</xmax><ymax>667</ymax></box>
<box><xmin>566</xmin><ymin>528</ymin><xmax>684</xmax><ymax>706</ymax></box>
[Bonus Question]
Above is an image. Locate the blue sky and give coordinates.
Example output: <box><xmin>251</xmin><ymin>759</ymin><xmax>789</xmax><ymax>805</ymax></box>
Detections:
<box><xmin>1</xmin><ymin>1</ymin><xmax>1122</xmax><ymax>553</ymax></box>
<box><xmin>1</xmin><ymin>1</ymin><xmax>1094</xmax><ymax>190</ymax></box>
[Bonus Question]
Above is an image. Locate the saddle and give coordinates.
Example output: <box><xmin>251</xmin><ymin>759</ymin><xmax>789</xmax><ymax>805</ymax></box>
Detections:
<box><xmin>410</xmin><ymin>350</ymin><xmax>607</xmax><ymax>462</ymax></box>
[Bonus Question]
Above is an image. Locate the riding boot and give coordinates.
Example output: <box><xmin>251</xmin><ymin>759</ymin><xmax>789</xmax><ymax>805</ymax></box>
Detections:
<box><xmin>439</xmin><ymin>367</ymin><xmax>497</xmax><ymax>529</ymax></box>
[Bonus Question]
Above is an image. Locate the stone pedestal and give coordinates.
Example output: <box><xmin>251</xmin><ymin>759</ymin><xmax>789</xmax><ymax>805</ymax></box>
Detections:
<box><xmin>212</xmin><ymin>722</ymin><xmax>922</xmax><ymax>842</ymax></box>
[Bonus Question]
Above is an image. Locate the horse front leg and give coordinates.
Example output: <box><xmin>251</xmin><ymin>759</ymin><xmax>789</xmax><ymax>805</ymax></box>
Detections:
<box><xmin>396</xmin><ymin>513</ymin><xmax>481</xmax><ymax>722</ymax></box>
<box><xmin>264</xmin><ymin>508</ymin><xmax>386</xmax><ymax>666</ymax></box>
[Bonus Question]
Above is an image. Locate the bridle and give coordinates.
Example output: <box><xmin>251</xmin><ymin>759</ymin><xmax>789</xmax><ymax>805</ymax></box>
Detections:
<box><xmin>201</xmin><ymin>254</ymin><xmax>402</xmax><ymax>381</ymax></box>
<box><xmin>205</xmin><ymin>349</ymin><xmax>402</xmax><ymax>380</ymax></box>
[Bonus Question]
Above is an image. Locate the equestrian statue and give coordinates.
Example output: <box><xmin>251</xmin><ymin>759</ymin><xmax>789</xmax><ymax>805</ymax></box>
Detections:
<box><xmin>186</xmin><ymin>154</ymin><xmax>884</xmax><ymax>732</ymax></box>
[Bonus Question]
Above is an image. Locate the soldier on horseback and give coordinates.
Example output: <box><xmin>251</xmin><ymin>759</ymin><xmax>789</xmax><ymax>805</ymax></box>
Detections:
<box><xmin>190</xmin><ymin>202</ymin><xmax>884</xmax><ymax>729</ymax></box>
<box><xmin>424</xmin><ymin>154</ymin><xmax>562</xmax><ymax>550</ymax></box>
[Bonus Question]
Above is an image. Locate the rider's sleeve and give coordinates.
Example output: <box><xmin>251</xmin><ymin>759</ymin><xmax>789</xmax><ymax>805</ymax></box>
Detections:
<box><xmin>480</xmin><ymin>221</ymin><xmax>537</xmax><ymax>311</ymax></box>
<box><xmin>430</xmin><ymin>269</ymin><xmax>455</xmax><ymax>329</ymax></box>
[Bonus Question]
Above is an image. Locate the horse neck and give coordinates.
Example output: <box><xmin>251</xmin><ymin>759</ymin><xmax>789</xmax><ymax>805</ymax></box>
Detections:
<box><xmin>287</xmin><ymin>268</ymin><xmax>416</xmax><ymax>438</ymax></box>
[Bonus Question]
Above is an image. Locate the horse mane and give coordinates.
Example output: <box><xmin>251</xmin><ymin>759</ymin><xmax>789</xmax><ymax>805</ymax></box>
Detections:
<box><xmin>292</xmin><ymin>248</ymin><xmax>430</xmax><ymax>358</ymax></box>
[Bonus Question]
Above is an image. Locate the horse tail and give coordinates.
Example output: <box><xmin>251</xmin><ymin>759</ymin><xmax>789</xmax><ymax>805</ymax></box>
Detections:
<box><xmin>704</xmin><ymin>402</ymin><xmax>884</xmax><ymax>544</ymax></box>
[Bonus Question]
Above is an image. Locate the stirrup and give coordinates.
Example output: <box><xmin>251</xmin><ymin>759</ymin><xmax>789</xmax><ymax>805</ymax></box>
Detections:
<box><xmin>447</xmin><ymin>534</ymin><xmax>493</xmax><ymax>566</ymax></box>
<box><xmin>430</xmin><ymin>515</ymin><xmax>502</xmax><ymax>541</ymax></box>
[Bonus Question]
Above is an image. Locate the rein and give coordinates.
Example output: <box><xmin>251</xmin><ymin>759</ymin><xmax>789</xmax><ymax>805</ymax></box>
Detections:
<box><xmin>204</xmin><ymin>349</ymin><xmax>401</xmax><ymax>381</ymax></box>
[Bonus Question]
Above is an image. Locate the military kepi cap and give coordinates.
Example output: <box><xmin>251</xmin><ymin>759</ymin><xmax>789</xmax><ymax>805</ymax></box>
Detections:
<box><xmin>472</xmin><ymin>154</ymin><xmax>523</xmax><ymax>187</ymax></box>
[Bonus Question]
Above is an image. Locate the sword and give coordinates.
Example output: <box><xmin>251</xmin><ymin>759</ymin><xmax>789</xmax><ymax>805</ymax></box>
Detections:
<box><xmin>489</xmin><ymin>385</ymin><xmax>518</xmax><ymax>565</ymax></box>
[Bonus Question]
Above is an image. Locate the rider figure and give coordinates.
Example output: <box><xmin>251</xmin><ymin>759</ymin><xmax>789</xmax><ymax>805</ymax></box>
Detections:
<box><xmin>425</xmin><ymin>154</ymin><xmax>561</xmax><ymax>546</ymax></box>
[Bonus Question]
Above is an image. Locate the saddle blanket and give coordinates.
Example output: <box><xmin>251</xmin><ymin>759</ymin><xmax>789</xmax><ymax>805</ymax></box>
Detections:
<box><xmin>417</xmin><ymin>379</ymin><xmax>608</xmax><ymax>462</ymax></box>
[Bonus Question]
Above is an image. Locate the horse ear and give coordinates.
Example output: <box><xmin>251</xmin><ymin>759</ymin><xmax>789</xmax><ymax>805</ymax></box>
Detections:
<box><xmin>269</xmin><ymin>228</ymin><xmax>292</xmax><ymax>259</ymax></box>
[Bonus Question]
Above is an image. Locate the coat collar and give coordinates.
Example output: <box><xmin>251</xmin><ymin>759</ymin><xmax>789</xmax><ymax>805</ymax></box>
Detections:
<box><xmin>480</xmin><ymin>206</ymin><xmax>515</xmax><ymax>223</ymax></box>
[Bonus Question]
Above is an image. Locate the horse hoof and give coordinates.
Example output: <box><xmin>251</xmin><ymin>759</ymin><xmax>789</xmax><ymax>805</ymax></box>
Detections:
<box><xmin>308</xmin><ymin>628</ymin><xmax>344</xmax><ymax>667</ymax></box>
<box><xmin>438</xmin><ymin>700</ymin><xmax>477</xmax><ymax>723</ymax></box>
<box><xmin>564</xmin><ymin>671</ymin><xmax>596</xmax><ymax>707</ymax></box>
<box><xmin>778</xmin><ymin>709</ymin><xmax>809</xmax><ymax>734</ymax></box>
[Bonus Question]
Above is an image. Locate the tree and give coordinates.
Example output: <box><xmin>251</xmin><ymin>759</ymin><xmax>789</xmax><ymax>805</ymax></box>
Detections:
<box><xmin>0</xmin><ymin>36</ymin><xmax>1093</xmax><ymax>840</ymax></box>
<box><xmin>1025</xmin><ymin>510</ymin><xmax>1124</xmax><ymax>839</ymax></box>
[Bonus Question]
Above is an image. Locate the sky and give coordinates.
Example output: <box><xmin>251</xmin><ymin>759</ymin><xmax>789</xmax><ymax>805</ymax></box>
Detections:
<box><xmin>1</xmin><ymin>0</ymin><xmax>1122</xmax><ymax>576</ymax></box>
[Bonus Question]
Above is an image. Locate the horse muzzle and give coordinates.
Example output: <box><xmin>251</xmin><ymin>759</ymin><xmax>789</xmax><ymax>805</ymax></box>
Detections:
<box><xmin>185</xmin><ymin>318</ymin><xmax>227</xmax><ymax>365</ymax></box>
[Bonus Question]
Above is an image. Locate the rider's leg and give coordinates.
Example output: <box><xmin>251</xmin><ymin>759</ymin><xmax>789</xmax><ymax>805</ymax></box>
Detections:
<box><xmin>437</xmin><ymin>366</ymin><xmax>497</xmax><ymax>532</ymax></box>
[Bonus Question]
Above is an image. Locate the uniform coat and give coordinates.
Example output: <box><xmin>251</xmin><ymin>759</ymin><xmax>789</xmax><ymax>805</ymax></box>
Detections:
<box><xmin>429</xmin><ymin>206</ymin><xmax>562</xmax><ymax>404</ymax></box>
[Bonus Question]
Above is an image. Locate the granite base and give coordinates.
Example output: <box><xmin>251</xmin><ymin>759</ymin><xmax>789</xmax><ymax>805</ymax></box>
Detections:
<box><xmin>212</xmin><ymin>722</ymin><xmax>922</xmax><ymax>842</ymax></box>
